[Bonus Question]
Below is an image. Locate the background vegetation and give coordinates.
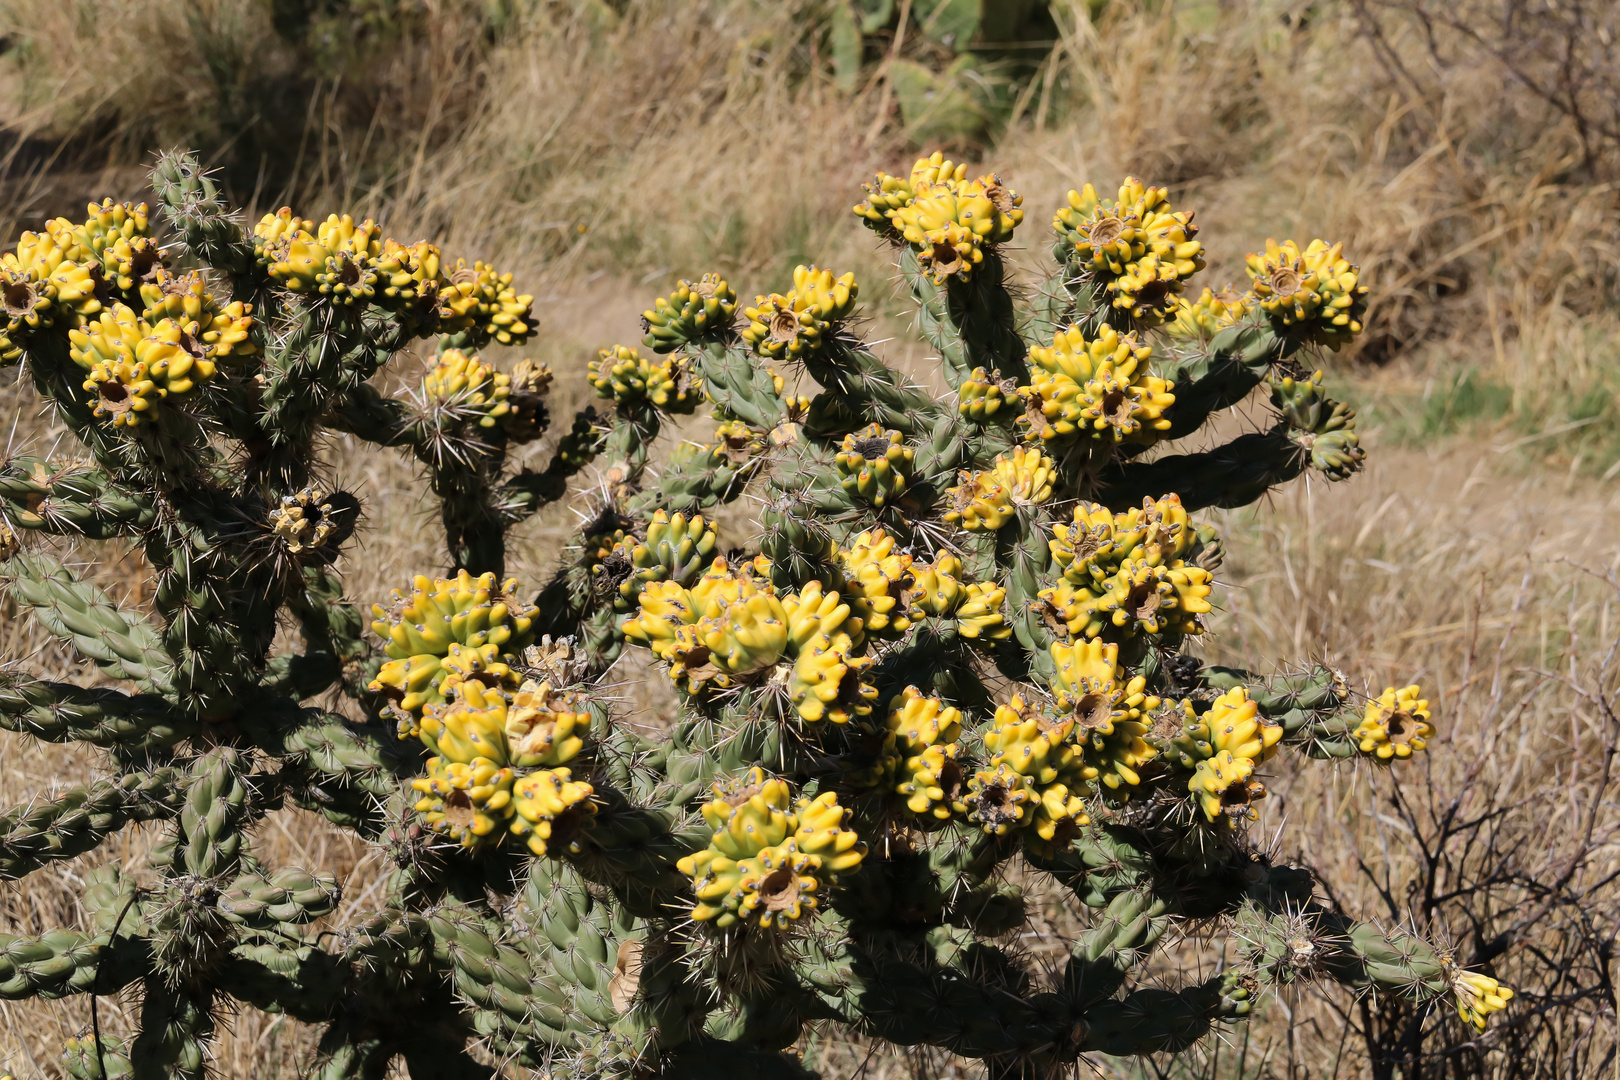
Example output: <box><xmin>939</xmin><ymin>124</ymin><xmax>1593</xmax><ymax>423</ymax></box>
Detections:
<box><xmin>0</xmin><ymin>0</ymin><xmax>1617</xmax><ymax>1076</ymax></box>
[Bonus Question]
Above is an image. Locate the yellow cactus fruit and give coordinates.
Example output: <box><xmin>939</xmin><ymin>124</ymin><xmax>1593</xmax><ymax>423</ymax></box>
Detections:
<box><xmin>1020</xmin><ymin>325</ymin><xmax>1172</xmax><ymax>445</ymax></box>
<box><xmin>1453</xmin><ymin>970</ymin><xmax>1514</xmax><ymax>1031</ymax></box>
<box><xmin>589</xmin><ymin>344</ymin><xmax>701</xmax><ymax>412</ymax></box>
<box><xmin>837</xmin><ymin>529</ymin><xmax>913</xmax><ymax>635</ymax></box>
<box><xmin>1051</xmin><ymin>178</ymin><xmax>1205</xmax><ymax>313</ymax></box>
<box><xmin>972</xmin><ymin>696</ymin><xmax>1091</xmax><ymax>851</ymax></box>
<box><xmin>501</xmin><ymin>357</ymin><xmax>552</xmax><ymax>443</ymax></box>
<box><xmin>787</xmin><ymin>631</ymin><xmax>876</xmax><ymax>725</ymax></box>
<box><xmin>783</xmin><ymin>579</ymin><xmax>860</xmax><ymax>649</ymax></box>
<box><xmin>868</xmin><ymin>687</ymin><xmax>966</xmax><ymax>819</ymax></box>
<box><xmin>81</xmin><ymin>356</ymin><xmax>161</xmax><ymax>427</ymax></box>
<box><xmin>958</xmin><ymin>367</ymin><xmax>1018</xmax><ymax>423</ymax></box>
<box><xmin>412</xmin><ymin>756</ymin><xmax>516</xmax><ymax>848</ymax></box>
<box><xmin>621</xmin><ymin>578</ymin><xmax>699</xmax><ymax>662</ymax></box>
<box><xmin>642</xmin><ymin>273</ymin><xmax>738</xmax><ymax>352</ymax></box>
<box><xmin>433</xmin><ymin>644</ymin><xmax>518</xmax><ymax>718</ymax></box>
<box><xmin>741</xmin><ymin>265</ymin><xmax>858</xmax><ymax>360</ymax></box>
<box><xmin>711</xmin><ymin>419</ymin><xmax>766</xmax><ymax>463</ymax></box>
<box><xmin>424</xmin><ymin>348</ymin><xmax>513</xmax><ymax>428</ymax></box>
<box><xmin>138</xmin><ymin>270</ymin><xmax>257</xmax><ymax>358</ymax></box>
<box><xmin>368</xmin><ymin>571</ymin><xmax>537</xmax><ymax>716</ymax></box>
<box><xmin>835</xmin><ymin>425</ymin><xmax>914</xmax><ymax>508</ymax></box>
<box><xmin>268</xmin><ymin>214</ymin><xmax>384</xmax><ymax>305</ymax></box>
<box><xmin>1048</xmin><ymin>641</ymin><xmax>1160</xmax><ymax>795</ymax></box>
<box><xmin>1353</xmin><ymin>685</ymin><xmax>1434</xmax><ymax>762</ymax></box>
<box><xmin>944</xmin><ymin>446</ymin><xmax>1055</xmax><ymax>531</ymax></box>
<box><xmin>419</xmin><ymin>676</ymin><xmax>512</xmax><ymax>764</ymax></box>
<box><xmin>1204</xmin><ymin>687</ymin><xmax>1283</xmax><ymax>764</ymax></box>
<box><xmin>59</xmin><ymin>200</ymin><xmax>163</xmax><ymax>297</ymax></box>
<box><xmin>853</xmin><ymin>169</ymin><xmax>917</xmax><ymax>236</ymax></box>
<box><xmin>133</xmin><ymin>318</ymin><xmax>222</xmax><ymax>396</ymax></box>
<box><xmin>1244</xmin><ymin>239</ymin><xmax>1368</xmax><ymax>351</ymax></box>
<box><xmin>253</xmin><ymin>208</ymin><xmax>315</xmax><ymax>268</ymax></box>
<box><xmin>955</xmin><ymin>581</ymin><xmax>1009</xmax><ymax>640</ymax></box>
<box><xmin>0</xmin><ymin>229</ymin><xmax>103</xmax><ymax>360</ymax></box>
<box><xmin>1188</xmin><ymin>750</ymin><xmax>1266</xmax><ymax>823</ymax></box>
<box><xmin>695</xmin><ymin>586</ymin><xmax>791</xmax><ymax>680</ymax></box>
<box><xmin>1041</xmin><ymin>557</ymin><xmax>1213</xmax><ymax>640</ymax></box>
<box><xmin>510</xmin><ymin>767</ymin><xmax>596</xmax><ymax>857</ymax></box>
<box><xmin>269</xmin><ymin>488</ymin><xmax>341</xmax><ymax>553</ymax></box>
<box><xmin>0</xmin><ymin>523</ymin><xmax>16</xmax><ymax>561</ymax></box>
<box><xmin>373</xmin><ymin>238</ymin><xmax>444</xmax><ymax>311</ymax></box>
<box><xmin>604</xmin><ymin>508</ymin><xmax>720</xmax><ymax>612</ymax></box>
<box><xmin>98</xmin><ymin>236</ymin><xmax>167</xmax><ymax>297</ymax></box>
<box><xmin>680</xmin><ymin>773</ymin><xmax>864</xmax><ymax>930</ymax></box>
<box><xmin>890</xmin><ymin>172</ymin><xmax>1023</xmax><ymax>284</ymax></box>
<box><xmin>439</xmin><ymin>258</ymin><xmax>535</xmax><ymax>346</ymax></box>
<box><xmin>1167</xmin><ymin>286</ymin><xmax>1251</xmax><ymax>341</ymax></box>
<box><xmin>504</xmin><ymin>680</ymin><xmax>589</xmax><ymax>768</ymax></box>
<box><xmin>903</xmin><ymin>552</ymin><xmax>968</xmax><ymax>617</ymax></box>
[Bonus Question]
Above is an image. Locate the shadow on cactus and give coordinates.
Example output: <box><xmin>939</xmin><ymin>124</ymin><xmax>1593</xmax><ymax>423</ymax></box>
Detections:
<box><xmin>0</xmin><ymin>150</ymin><xmax>1510</xmax><ymax>1079</ymax></box>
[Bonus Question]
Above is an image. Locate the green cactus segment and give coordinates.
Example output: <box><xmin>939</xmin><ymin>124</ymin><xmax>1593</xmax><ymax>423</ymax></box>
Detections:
<box><xmin>0</xmin><ymin>151</ymin><xmax>1484</xmax><ymax>1079</ymax></box>
<box><xmin>0</xmin><ymin>767</ymin><xmax>185</xmax><ymax>880</ymax></box>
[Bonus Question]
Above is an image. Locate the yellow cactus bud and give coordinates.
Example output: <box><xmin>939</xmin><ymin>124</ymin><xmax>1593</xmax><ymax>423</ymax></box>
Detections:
<box><xmin>589</xmin><ymin>344</ymin><xmax>701</xmax><ymax>412</ymax></box>
<box><xmin>510</xmin><ymin>767</ymin><xmax>596</xmax><ymax>857</ymax></box>
<box><xmin>1040</xmin><ymin>558</ymin><xmax>1212</xmax><ymax>640</ymax></box>
<box><xmin>787</xmin><ymin>631</ymin><xmax>876</xmax><ymax>725</ymax></box>
<box><xmin>1051</xmin><ymin>178</ymin><xmax>1204</xmax><ymax>318</ymax></box>
<box><xmin>958</xmin><ymin>367</ymin><xmax>1018</xmax><ymax>423</ymax></box>
<box><xmin>1245</xmin><ymin>239</ymin><xmax>1368</xmax><ymax>351</ymax></box>
<box><xmin>1020</xmin><ymin>325</ymin><xmax>1172</xmax><ymax>445</ymax></box>
<box><xmin>1354</xmin><ymin>685</ymin><xmax>1434</xmax><ymax>761</ymax></box>
<box><xmin>835</xmin><ymin>425</ymin><xmax>914</xmax><ymax>508</ymax></box>
<box><xmin>642</xmin><ymin>273</ymin><xmax>738</xmax><ymax>352</ymax></box>
<box><xmin>1167</xmin><ymin>286</ymin><xmax>1251</xmax><ymax>341</ymax></box>
<box><xmin>1189</xmin><ymin>750</ymin><xmax>1265</xmax><ymax>822</ymax></box>
<box><xmin>944</xmin><ymin>447</ymin><xmax>1055</xmax><ymax>531</ymax></box>
<box><xmin>1453</xmin><ymin>970</ymin><xmax>1513</xmax><ymax>1031</ymax></box>
<box><xmin>438</xmin><ymin>258</ymin><xmax>536</xmax><ymax>346</ymax></box>
<box><xmin>269</xmin><ymin>488</ymin><xmax>342</xmax><ymax>553</ymax></box>
<box><xmin>412</xmin><ymin>755</ymin><xmax>516</xmax><ymax>848</ymax></box>
<box><xmin>424</xmin><ymin>349</ymin><xmax>512</xmax><ymax>428</ymax></box>
<box><xmin>836</xmin><ymin>528</ymin><xmax>913</xmax><ymax>636</ymax></box>
<box><xmin>741</xmin><ymin>265</ymin><xmax>858</xmax><ymax>360</ymax></box>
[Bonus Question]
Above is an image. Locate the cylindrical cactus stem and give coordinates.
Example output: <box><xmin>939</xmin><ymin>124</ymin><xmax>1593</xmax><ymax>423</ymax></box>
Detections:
<box><xmin>3</xmin><ymin>551</ymin><xmax>176</xmax><ymax>692</ymax></box>
<box><xmin>1075</xmin><ymin>972</ymin><xmax>1254</xmax><ymax>1056</ymax></box>
<box><xmin>1061</xmin><ymin>888</ymin><xmax>1171</xmax><ymax>1010</ymax></box>
<box><xmin>900</xmin><ymin>246</ymin><xmax>1029</xmax><ymax>386</ymax></box>
<box><xmin>689</xmin><ymin>340</ymin><xmax>788</xmax><ymax>431</ymax></box>
<box><xmin>178</xmin><ymin>747</ymin><xmax>253</xmax><ymax>879</ymax></box>
<box><xmin>215</xmin><ymin>939</ymin><xmax>349</xmax><ymax>1022</ymax></box>
<box><xmin>1129</xmin><ymin>325</ymin><xmax>1291</xmax><ymax>453</ymax></box>
<box><xmin>997</xmin><ymin>507</ymin><xmax>1058</xmax><ymax>682</ymax></box>
<box><xmin>0</xmin><ymin>928</ymin><xmax>147</xmax><ymax>999</ymax></box>
<box><xmin>0</xmin><ymin>678</ymin><xmax>196</xmax><ymax>751</ymax></box>
<box><xmin>308</xmin><ymin>1020</ymin><xmax>395</xmax><ymax>1080</ymax></box>
<box><xmin>150</xmin><ymin>150</ymin><xmax>259</xmax><ymax>289</ymax></box>
<box><xmin>800</xmin><ymin>338</ymin><xmax>936</xmax><ymax>437</ymax></box>
<box><xmin>64</xmin><ymin>1034</ymin><xmax>134</xmax><ymax>1079</ymax></box>
<box><xmin>0</xmin><ymin>458</ymin><xmax>155</xmax><ymax>538</ymax></box>
<box><xmin>0</xmin><ymin>768</ymin><xmax>186</xmax><ymax>880</ymax></box>
<box><xmin>1095</xmin><ymin>426</ymin><xmax>1305</xmax><ymax>512</ymax></box>
<box><xmin>128</xmin><ymin>978</ymin><xmax>215</xmax><ymax>1080</ymax></box>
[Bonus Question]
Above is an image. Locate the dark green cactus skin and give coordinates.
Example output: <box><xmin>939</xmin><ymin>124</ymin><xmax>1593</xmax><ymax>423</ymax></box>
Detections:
<box><xmin>0</xmin><ymin>152</ymin><xmax>1447</xmax><ymax>1080</ymax></box>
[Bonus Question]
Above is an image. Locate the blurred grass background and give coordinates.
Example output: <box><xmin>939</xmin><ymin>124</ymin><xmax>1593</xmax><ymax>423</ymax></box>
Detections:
<box><xmin>0</xmin><ymin>0</ymin><xmax>1618</xmax><ymax>1076</ymax></box>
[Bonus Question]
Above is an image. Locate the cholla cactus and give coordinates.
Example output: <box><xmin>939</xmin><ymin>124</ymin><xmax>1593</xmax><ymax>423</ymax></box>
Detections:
<box><xmin>0</xmin><ymin>150</ymin><xmax>1511</xmax><ymax>1080</ymax></box>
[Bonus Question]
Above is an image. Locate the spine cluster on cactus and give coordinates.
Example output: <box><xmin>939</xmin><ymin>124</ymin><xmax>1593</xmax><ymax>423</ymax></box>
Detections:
<box><xmin>0</xmin><ymin>149</ymin><xmax>1513</xmax><ymax>1080</ymax></box>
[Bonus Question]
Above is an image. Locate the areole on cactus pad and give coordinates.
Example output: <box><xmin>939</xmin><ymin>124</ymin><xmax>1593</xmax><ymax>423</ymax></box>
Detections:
<box><xmin>0</xmin><ymin>149</ymin><xmax>1511</xmax><ymax>1080</ymax></box>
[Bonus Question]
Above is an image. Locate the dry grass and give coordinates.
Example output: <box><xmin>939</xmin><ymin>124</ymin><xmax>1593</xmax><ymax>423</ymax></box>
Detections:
<box><xmin>1</xmin><ymin>0</ymin><xmax>1618</xmax><ymax>1076</ymax></box>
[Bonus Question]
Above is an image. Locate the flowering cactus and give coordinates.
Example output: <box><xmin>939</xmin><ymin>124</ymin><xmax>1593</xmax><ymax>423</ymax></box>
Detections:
<box><xmin>0</xmin><ymin>151</ymin><xmax>1512</xmax><ymax>1080</ymax></box>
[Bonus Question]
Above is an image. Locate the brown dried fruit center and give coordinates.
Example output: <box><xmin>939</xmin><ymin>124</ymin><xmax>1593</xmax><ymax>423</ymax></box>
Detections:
<box><xmin>3</xmin><ymin>280</ymin><xmax>36</xmax><ymax>317</ymax></box>
<box><xmin>759</xmin><ymin>867</ymin><xmax>800</xmax><ymax>911</ymax></box>
<box><xmin>96</xmin><ymin>379</ymin><xmax>134</xmax><ymax>413</ymax></box>
<box><xmin>985</xmin><ymin>180</ymin><xmax>1015</xmax><ymax>215</ymax></box>
<box><xmin>853</xmin><ymin>436</ymin><xmax>894</xmax><ymax>460</ymax></box>
<box><xmin>180</xmin><ymin>329</ymin><xmax>207</xmax><ymax>358</ymax></box>
<box><xmin>513</xmin><ymin>719</ymin><xmax>557</xmax><ymax>754</ymax></box>
<box><xmin>443</xmin><ymin>790</ymin><xmax>475</xmax><ymax>828</ymax></box>
<box><xmin>1386</xmin><ymin>710</ymin><xmax>1416</xmax><ymax>743</ymax></box>
<box><xmin>1127</xmin><ymin>582</ymin><xmax>1162</xmax><ymax>620</ymax></box>
<box><xmin>1270</xmin><ymin>268</ymin><xmax>1302</xmax><ymax>297</ymax></box>
<box><xmin>1088</xmin><ymin>217</ymin><xmax>1126</xmax><ymax>247</ymax></box>
<box><xmin>768</xmin><ymin>309</ymin><xmax>800</xmax><ymax>344</ymax></box>
<box><xmin>131</xmin><ymin>247</ymin><xmax>162</xmax><ymax>283</ymax></box>
<box><xmin>1221</xmin><ymin>783</ymin><xmax>1256</xmax><ymax>809</ymax></box>
<box><xmin>1076</xmin><ymin>692</ymin><xmax>1112</xmax><ymax>730</ymax></box>
<box><xmin>693</xmin><ymin>280</ymin><xmax>717</xmax><ymax>298</ymax></box>
<box><xmin>722</xmin><ymin>781</ymin><xmax>763</xmax><ymax>807</ymax></box>
<box><xmin>1134</xmin><ymin>280</ymin><xmax>1171</xmax><ymax>309</ymax></box>
<box><xmin>937</xmin><ymin>760</ymin><xmax>964</xmax><ymax>802</ymax></box>
<box><xmin>978</xmin><ymin>782</ymin><xmax>1019</xmax><ymax>827</ymax></box>
<box><xmin>929</xmin><ymin>240</ymin><xmax>963</xmax><ymax>275</ymax></box>
<box><xmin>1102</xmin><ymin>389</ymin><xmax>1133</xmax><ymax>425</ymax></box>
<box><xmin>334</xmin><ymin>256</ymin><xmax>362</xmax><ymax>286</ymax></box>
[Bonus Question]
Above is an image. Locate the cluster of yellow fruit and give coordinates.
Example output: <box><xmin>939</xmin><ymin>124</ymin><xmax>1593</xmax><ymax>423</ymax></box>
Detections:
<box><xmin>1038</xmin><ymin>494</ymin><xmax>1218</xmax><ymax>642</ymax></box>
<box><xmin>854</xmin><ymin>151</ymin><xmax>1025</xmax><ymax>284</ymax></box>
<box><xmin>254</xmin><ymin>209</ymin><xmax>534</xmax><ymax>344</ymax></box>
<box><xmin>588</xmin><ymin>344</ymin><xmax>701</xmax><ymax>412</ymax></box>
<box><xmin>423</xmin><ymin>348</ymin><xmax>552</xmax><ymax>444</ymax></box>
<box><xmin>945</xmin><ymin>446</ymin><xmax>1057</xmax><ymax>531</ymax></box>
<box><xmin>834</xmin><ymin>527</ymin><xmax>1009</xmax><ymax>642</ymax></box>
<box><xmin>0</xmin><ymin>200</ymin><xmax>257</xmax><ymax>428</ymax></box>
<box><xmin>741</xmin><ymin>265</ymin><xmax>859</xmax><ymax>361</ymax></box>
<box><xmin>1019</xmin><ymin>325</ymin><xmax>1174</xmax><ymax>446</ymax></box>
<box><xmin>369</xmin><ymin>571</ymin><xmax>597</xmax><ymax>853</ymax></box>
<box><xmin>677</xmin><ymin>768</ymin><xmax>866</xmax><ymax>929</ymax></box>
<box><xmin>622</xmin><ymin>556</ymin><xmax>877</xmax><ymax>723</ymax></box>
